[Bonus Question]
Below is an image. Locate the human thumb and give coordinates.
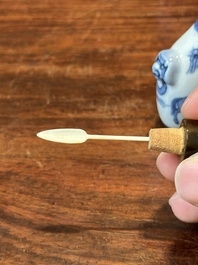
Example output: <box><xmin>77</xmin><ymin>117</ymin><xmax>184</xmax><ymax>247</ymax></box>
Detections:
<box><xmin>175</xmin><ymin>153</ymin><xmax>198</xmax><ymax>205</ymax></box>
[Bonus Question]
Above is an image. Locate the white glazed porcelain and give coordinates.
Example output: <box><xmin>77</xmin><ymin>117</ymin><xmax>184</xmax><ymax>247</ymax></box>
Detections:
<box><xmin>152</xmin><ymin>20</ymin><xmax>198</xmax><ymax>127</ymax></box>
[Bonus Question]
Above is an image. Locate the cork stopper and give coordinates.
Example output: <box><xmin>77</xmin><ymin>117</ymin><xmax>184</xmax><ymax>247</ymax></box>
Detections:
<box><xmin>148</xmin><ymin>127</ymin><xmax>186</xmax><ymax>155</ymax></box>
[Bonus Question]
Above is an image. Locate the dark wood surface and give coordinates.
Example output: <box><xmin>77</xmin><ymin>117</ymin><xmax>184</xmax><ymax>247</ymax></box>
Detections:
<box><xmin>1</xmin><ymin>1</ymin><xmax>198</xmax><ymax>264</ymax></box>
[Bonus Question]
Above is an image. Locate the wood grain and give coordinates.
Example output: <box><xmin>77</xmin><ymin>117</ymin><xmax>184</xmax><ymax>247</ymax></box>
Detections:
<box><xmin>0</xmin><ymin>1</ymin><xmax>198</xmax><ymax>264</ymax></box>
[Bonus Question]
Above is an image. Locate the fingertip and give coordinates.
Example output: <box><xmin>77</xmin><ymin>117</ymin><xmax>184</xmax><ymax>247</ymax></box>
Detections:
<box><xmin>169</xmin><ymin>192</ymin><xmax>198</xmax><ymax>223</ymax></box>
<box><xmin>156</xmin><ymin>152</ymin><xmax>180</xmax><ymax>181</ymax></box>
<box><xmin>181</xmin><ymin>86</ymin><xmax>198</xmax><ymax>118</ymax></box>
<box><xmin>175</xmin><ymin>154</ymin><xmax>198</xmax><ymax>205</ymax></box>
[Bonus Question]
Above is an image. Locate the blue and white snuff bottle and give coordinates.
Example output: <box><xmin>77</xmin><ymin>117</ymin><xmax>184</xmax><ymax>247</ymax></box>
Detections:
<box><xmin>152</xmin><ymin>20</ymin><xmax>198</xmax><ymax>128</ymax></box>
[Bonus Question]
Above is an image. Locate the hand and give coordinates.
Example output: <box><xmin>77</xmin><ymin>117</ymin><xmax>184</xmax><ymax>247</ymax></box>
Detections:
<box><xmin>156</xmin><ymin>86</ymin><xmax>198</xmax><ymax>223</ymax></box>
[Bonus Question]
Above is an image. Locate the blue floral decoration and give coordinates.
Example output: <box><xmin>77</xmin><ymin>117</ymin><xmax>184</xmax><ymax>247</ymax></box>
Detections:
<box><xmin>187</xmin><ymin>48</ymin><xmax>198</xmax><ymax>74</ymax></box>
<box><xmin>171</xmin><ymin>97</ymin><xmax>187</xmax><ymax>124</ymax></box>
<box><xmin>152</xmin><ymin>53</ymin><xmax>168</xmax><ymax>95</ymax></box>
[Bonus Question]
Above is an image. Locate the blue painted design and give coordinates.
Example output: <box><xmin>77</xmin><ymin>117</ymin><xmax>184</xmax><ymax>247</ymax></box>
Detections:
<box><xmin>171</xmin><ymin>97</ymin><xmax>187</xmax><ymax>124</ymax></box>
<box><xmin>187</xmin><ymin>48</ymin><xmax>198</xmax><ymax>74</ymax></box>
<box><xmin>157</xmin><ymin>94</ymin><xmax>166</xmax><ymax>108</ymax></box>
<box><xmin>157</xmin><ymin>79</ymin><xmax>167</xmax><ymax>95</ymax></box>
<box><xmin>194</xmin><ymin>19</ymin><xmax>198</xmax><ymax>32</ymax></box>
<box><xmin>152</xmin><ymin>52</ymin><xmax>168</xmax><ymax>95</ymax></box>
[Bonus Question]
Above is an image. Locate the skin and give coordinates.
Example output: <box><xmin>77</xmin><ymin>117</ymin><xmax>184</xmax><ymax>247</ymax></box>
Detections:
<box><xmin>156</xmin><ymin>86</ymin><xmax>198</xmax><ymax>223</ymax></box>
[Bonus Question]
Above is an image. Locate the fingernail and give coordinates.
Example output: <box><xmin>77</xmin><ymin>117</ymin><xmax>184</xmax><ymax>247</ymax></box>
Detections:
<box><xmin>181</xmin><ymin>88</ymin><xmax>196</xmax><ymax>113</ymax></box>
<box><xmin>175</xmin><ymin>155</ymin><xmax>198</xmax><ymax>203</ymax></box>
<box><xmin>181</xmin><ymin>96</ymin><xmax>190</xmax><ymax>109</ymax></box>
<box><xmin>188</xmin><ymin>152</ymin><xmax>198</xmax><ymax>158</ymax></box>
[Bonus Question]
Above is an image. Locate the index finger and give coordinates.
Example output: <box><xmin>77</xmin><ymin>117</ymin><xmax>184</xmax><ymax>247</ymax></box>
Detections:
<box><xmin>181</xmin><ymin>86</ymin><xmax>198</xmax><ymax>119</ymax></box>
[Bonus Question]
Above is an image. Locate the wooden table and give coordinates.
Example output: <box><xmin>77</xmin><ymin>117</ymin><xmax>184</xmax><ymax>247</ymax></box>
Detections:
<box><xmin>1</xmin><ymin>1</ymin><xmax>198</xmax><ymax>264</ymax></box>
